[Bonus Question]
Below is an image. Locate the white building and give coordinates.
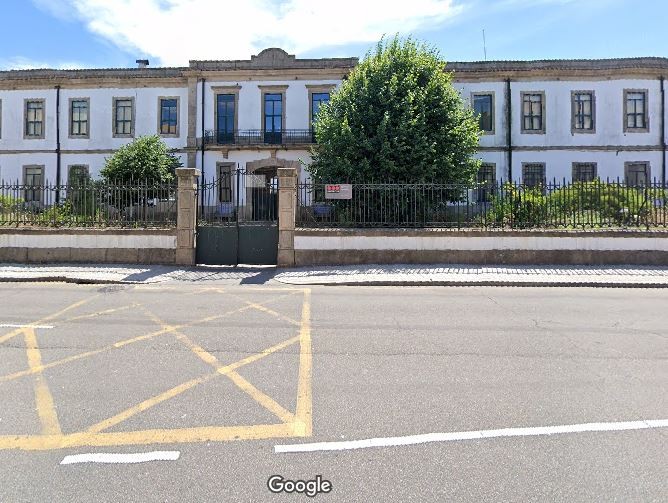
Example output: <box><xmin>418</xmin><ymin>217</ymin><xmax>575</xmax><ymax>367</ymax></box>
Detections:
<box><xmin>0</xmin><ymin>49</ymin><xmax>666</xmax><ymax>190</ymax></box>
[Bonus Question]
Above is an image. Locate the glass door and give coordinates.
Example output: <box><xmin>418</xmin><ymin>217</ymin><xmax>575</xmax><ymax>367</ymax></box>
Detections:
<box><xmin>264</xmin><ymin>93</ymin><xmax>282</xmax><ymax>144</ymax></box>
<box><xmin>216</xmin><ymin>94</ymin><xmax>235</xmax><ymax>144</ymax></box>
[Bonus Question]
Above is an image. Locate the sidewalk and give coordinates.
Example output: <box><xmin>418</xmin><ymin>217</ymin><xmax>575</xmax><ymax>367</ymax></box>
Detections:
<box><xmin>1</xmin><ymin>263</ymin><xmax>668</xmax><ymax>287</ymax></box>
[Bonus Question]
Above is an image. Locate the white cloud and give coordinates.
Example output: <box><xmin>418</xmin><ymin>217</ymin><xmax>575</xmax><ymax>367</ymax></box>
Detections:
<box><xmin>0</xmin><ymin>57</ymin><xmax>87</xmax><ymax>70</ymax></box>
<box><xmin>31</xmin><ymin>0</ymin><xmax>464</xmax><ymax>66</ymax></box>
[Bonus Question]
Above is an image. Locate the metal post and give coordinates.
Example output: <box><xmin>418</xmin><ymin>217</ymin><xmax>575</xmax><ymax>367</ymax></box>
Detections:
<box><xmin>55</xmin><ymin>85</ymin><xmax>61</xmax><ymax>203</ymax></box>
<box><xmin>235</xmin><ymin>164</ymin><xmax>241</xmax><ymax>266</ymax></box>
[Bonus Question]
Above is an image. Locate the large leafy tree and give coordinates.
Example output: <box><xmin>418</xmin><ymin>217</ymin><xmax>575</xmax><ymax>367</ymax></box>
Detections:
<box><xmin>101</xmin><ymin>135</ymin><xmax>181</xmax><ymax>183</ymax></box>
<box><xmin>308</xmin><ymin>36</ymin><xmax>481</xmax><ymax>183</ymax></box>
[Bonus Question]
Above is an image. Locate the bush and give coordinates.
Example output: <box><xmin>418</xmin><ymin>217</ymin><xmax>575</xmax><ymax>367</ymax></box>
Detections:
<box><xmin>101</xmin><ymin>135</ymin><xmax>181</xmax><ymax>184</ymax></box>
<box><xmin>488</xmin><ymin>180</ymin><xmax>667</xmax><ymax>228</ymax></box>
<box><xmin>488</xmin><ymin>184</ymin><xmax>547</xmax><ymax>228</ymax></box>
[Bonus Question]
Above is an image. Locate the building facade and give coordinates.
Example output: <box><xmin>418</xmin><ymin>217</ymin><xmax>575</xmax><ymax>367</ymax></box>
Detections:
<box><xmin>0</xmin><ymin>49</ymin><xmax>666</xmax><ymax>190</ymax></box>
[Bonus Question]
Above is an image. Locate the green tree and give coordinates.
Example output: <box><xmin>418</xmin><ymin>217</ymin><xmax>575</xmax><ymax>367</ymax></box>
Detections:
<box><xmin>101</xmin><ymin>135</ymin><xmax>181</xmax><ymax>183</ymax></box>
<box><xmin>308</xmin><ymin>36</ymin><xmax>481</xmax><ymax>184</ymax></box>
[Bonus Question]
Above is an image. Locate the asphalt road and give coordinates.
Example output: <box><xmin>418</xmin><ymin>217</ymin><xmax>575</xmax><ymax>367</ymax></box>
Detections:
<box><xmin>0</xmin><ymin>282</ymin><xmax>666</xmax><ymax>502</ymax></box>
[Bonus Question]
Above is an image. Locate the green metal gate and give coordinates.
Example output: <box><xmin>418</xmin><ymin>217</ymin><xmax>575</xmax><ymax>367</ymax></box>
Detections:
<box><xmin>196</xmin><ymin>168</ymin><xmax>278</xmax><ymax>265</ymax></box>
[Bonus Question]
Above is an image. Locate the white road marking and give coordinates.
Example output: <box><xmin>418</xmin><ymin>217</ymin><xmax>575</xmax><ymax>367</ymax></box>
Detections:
<box><xmin>0</xmin><ymin>324</ymin><xmax>54</xmax><ymax>329</ymax></box>
<box><xmin>60</xmin><ymin>451</ymin><xmax>180</xmax><ymax>465</ymax></box>
<box><xmin>275</xmin><ymin>419</ymin><xmax>668</xmax><ymax>454</ymax></box>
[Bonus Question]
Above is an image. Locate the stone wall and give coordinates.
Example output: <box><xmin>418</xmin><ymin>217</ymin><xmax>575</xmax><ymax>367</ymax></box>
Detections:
<box><xmin>293</xmin><ymin>228</ymin><xmax>668</xmax><ymax>266</ymax></box>
<box><xmin>0</xmin><ymin>228</ymin><xmax>177</xmax><ymax>264</ymax></box>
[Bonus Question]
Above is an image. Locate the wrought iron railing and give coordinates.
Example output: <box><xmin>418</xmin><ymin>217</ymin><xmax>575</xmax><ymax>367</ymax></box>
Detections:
<box><xmin>0</xmin><ymin>180</ymin><xmax>177</xmax><ymax>228</ymax></box>
<box><xmin>297</xmin><ymin>180</ymin><xmax>668</xmax><ymax>229</ymax></box>
<box><xmin>198</xmin><ymin>169</ymin><xmax>278</xmax><ymax>225</ymax></box>
<box><xmin>203</xmin><ymin>129</ymin><xmax>315</xmax><ymax>146</ymax></box>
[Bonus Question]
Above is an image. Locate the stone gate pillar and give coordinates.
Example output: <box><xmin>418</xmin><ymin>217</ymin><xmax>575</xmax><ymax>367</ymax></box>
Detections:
<box><xmin>277</xmin><ymin>167</ymin><xmax>297</xmax><ymax>267</ymax></box>
<box><xmin>175</xmin><ymin>168</ymin><xmax>200</xmax><ymax>266</ymax></box>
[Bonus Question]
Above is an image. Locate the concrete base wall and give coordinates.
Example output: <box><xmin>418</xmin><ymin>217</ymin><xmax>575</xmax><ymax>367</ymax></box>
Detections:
<box><xmin>0</xmin><ymin>229</ymin><xmax>177</xmax><ymax>265</ymax></box>
<box><xmin>294</xmin><ymin>229</ymin><xmax>668</xmax><ymax>266</ymax></box>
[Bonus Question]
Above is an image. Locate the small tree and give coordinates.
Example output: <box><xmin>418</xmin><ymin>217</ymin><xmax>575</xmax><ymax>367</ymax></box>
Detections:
<box><xmin>101</xmin><ymin>135</ymin><xmax>181</xmax><ymax>184</ymax></box>
<box><xmin>308</xmin><ymin>36</ymin><xmax>481</xmax><ymax>184</ymax></box>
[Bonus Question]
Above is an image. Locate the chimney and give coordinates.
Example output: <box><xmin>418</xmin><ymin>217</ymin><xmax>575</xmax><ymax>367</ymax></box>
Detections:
<box><xmin>136</xmin><ymin>59</ymin><xmax>149</xmax><ymax>69</ymax></box>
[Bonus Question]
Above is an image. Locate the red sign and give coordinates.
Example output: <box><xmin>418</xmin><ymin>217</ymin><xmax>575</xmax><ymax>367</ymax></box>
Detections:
<box><xmin>326</xmin><ymin>184</ymin><xmax>341</xmax><ymax>193</ymax></box>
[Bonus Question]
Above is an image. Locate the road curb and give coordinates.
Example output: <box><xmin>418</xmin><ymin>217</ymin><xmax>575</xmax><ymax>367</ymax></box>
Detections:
<box><xmin>273</xmin><ymin>279</ymin><xmax>668</xmax><ymax>288</ymax></box>
<box><xmin>2</xmin><ymin>275</ymin><xmax>667</xmax><ymax>288</ymax></box>
<box><xmin>0</xmin><ymin>276</ymin><xmax>135</xmax><ymax>285</ymax></box>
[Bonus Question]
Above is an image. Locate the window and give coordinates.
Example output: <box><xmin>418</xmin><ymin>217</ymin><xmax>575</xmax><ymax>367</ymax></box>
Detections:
<box><xmin>521</xmin><ymin>92</ymin><xmax>545</xmax><ymax>133</ymax></box>
<box><xmin>473</xmin><ymin>93</ymin><xmax>494</xmax><ymax>133</ymax></box>
<box><xmin>264</xmin><ymin>93</ymin><xmax>283</xmax><ymax>144</ymax></box>
<box><xmin>216</xmin><ymin>94</ymin><xmax>236</xmax><ymax>143</ymax></box>
<box><xmin>159</xmin><ymin>97</ymin><xmax>179</xmax><ymax>136</ymax></box>
<box><xmin>67</xmin><ymin>165</ymin><xmax>89</xmax><ymax>185</ymax></box>
<box><xmin>476</xmin><ymin>163</ymin><xmax>496</xmax><ymax>203</ymax></box>
<box><xmin>625</xmin><ymin>162</ymin><xmax>650</xmax><ymax>186</ymax></box>
<box><xmin>624</xmin><ymin>90</ymin><xmax>648</xmax><ymax>132</ymax></box>
<box><xmin>113</xmin><ymin>97</ymin><xmax>134</xmax><ymax>137</ymax></box>
<box><xmin>70</xmin><ymin>99</ymin><xmax>89</xmax><ymax>138</ymax></box>
<box><xmin>23</xmin><ymin>165</ymin><xmax>44</xmax><ymax>204</ymax></box>
<box><xmin>25</xmin><ymin>100</ymin><xmax>45</xmax><ymax>139</ymax></box>
<box><xmin>522</xmin><ymin>163</ymin><xmax>546</xmax><ymax>189</ymax></box>
<box><xmin>218</xmin><ymin>163</ymin><xmax>233</xmax><ymax>203</ymax></box>
<box><xmin>572</xmin><ymin>91</ymin><xmax>595</xmax><ymax>133</ymax></box>
<box><xmin>311</xmin><ymin>92</ymin><xmax>330</xmax><ymax>126</ymax></box>
<box><xmin>572</xmin><ymin>162</ymin><xmax>597</xmax><ymax>182</ymax></box>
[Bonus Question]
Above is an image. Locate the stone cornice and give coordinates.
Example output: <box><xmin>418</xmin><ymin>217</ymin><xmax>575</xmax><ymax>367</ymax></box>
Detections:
<box><xmin>189</xmin><ymin>48</ymin><xmax>358</xmax><ymax>71</ymax></box>
<box><xmin>1</xmin><ymin>55</ymin><xmax>666</xmax><ymax>87</ymax></box>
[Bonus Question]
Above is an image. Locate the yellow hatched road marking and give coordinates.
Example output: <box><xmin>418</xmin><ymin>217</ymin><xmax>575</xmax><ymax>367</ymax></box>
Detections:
<box><xmin>141</xmin><ymin>307</ymin><xmax>296</xmax><ymax>424</ymax></box>
<box><xmin>87</xmin><ymin>334</ymin><xmax>300</xmax><ymax>433</ymax></box>
<box><xmin>23</xmin><ymin>328</ymin><xmax>62</xmax><ymax>436</ymax></box>
<box><xmin>86</xmin><ymin>373</ymin><xmax>217</xmax><ymax>434</ymax></box>
<box><xmin>295</xmin><ymin>289</ymin><xmax>313</xmax><ymax>436</ymax></box>
<box><xmin>0</xmin><ymin>297</ymin><xmax>93</xmax><ymax>345</ymax></box>
<box><xmin>0</xmin><ymin>293</ymin><xmax>296</xmax><ymax>384</ymax></box>
<box><xmin>0</xmin><ymin>424</ymin><xmax>297</xmax><ymax>451</ymax></box>
<box><xmin>0</xmin><ymin>287</ymin><xmax>313</xmax><ymax>451</ymax></box>
<box><xmin>63</xmin><ymin>303</ymin><xmax>140</xmax><ymax>323</ymax></box>
<box><xmin>242</xmin><ymin>301</ymin><xmax>301</xmax><ymax>327</ymax></box>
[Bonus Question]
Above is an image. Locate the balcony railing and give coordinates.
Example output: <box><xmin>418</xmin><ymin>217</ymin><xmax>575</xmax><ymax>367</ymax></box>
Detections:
<box><xmin>203</xmin><ymin>129</ymin><xmax>315</xmax><ymax>146</ymax></box>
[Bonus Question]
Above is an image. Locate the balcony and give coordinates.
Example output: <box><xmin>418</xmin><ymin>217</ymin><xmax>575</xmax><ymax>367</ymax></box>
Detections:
<box><xmin>203</xmin><ymin>129</ymin><xmax>315</xmax><ymax>146</ymax></box>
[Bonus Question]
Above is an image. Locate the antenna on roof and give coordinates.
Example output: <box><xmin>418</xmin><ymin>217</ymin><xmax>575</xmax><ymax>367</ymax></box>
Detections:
<box><xmin>482</xmin><ymin>29</ymin><xmax>487</xmax><ymax>61</ymax></box>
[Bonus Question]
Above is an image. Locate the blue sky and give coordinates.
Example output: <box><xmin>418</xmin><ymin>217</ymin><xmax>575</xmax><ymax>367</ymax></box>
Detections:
<box><xmin>0</xmin><ymin>0</ymin><xmax>666</xmax><ymax>70</ymax></box>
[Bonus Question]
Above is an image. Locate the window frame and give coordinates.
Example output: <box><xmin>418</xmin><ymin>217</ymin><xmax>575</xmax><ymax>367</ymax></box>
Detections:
<box><xmin>476</xmin><ymin>163</ymin><xmax>496</xmax><ymax>203</ymax></box>
<box><xmin>624</xmin><ymin>161</ymin><xmax>651</xmax><ymax>186</ymax></box>
<box><xmin>68</xmin><ymin>97</ymin><xmax>90</xmax><ymax>139</ymax></box>
<box><xmin>23</xmin><ymin>165</ymin><xmax>45</xmax><ymax>204</ymax></box>
<box><xmin>112</xmin><ymin>96</ymin><xmax>135</xmax><ymax>138</ymax></box>
<box><xmin>572</xmin><ymin>162</ymin><xmax>598</xmax><ymax>183</ymax></box>
<box><xmin>521</xmin><ymin>162</ymin><xmax>547</xmax><ymax>189</ymax></box>
<box><xmin>24</xmin><ymin>99</ymin><xmax>46</xmax><ymax>139</ymax></box>
<box><xmin>259</xmin><ymin>85</ymin><xmax>287</xmax><ymax>133</ymax></box>
<box><xmin>471</xmin><ymin>92</ymin><xmax>495</xmax><ymax>135</ymax></box>
<box><xmin>623</xmin><ymin>89</ymin><xmax>649</xmax><ymax>133</ymax></box>
<box><xmin>570</xmin><ymin>90</ymin><xmax>596</xmax><ymax>134</ymax></box>
<box><xmin>67</xmin><ymin>164</ymin><xmax>90</xmax><ymax>184</ymax></box>
<box><xmin>217</xmin><ymin>162</ymin><xmax>235</xmax><ymax>203</ymax></box>
<box><xmin>520</xmin><ymin>91</ymin><xmax>546</xmax><ymax>134</ymax></box>
<box><xmin>157</xmin><ymin>96</ymin><xmax>180</xmax><ymax>138</ymax></box>
<box><xmin>213</xmin><ymin>86</ymin><xmax>240</xmax><ymax>142</ymax></box>
<box><xmin>307</xmin><ymin>84</ymin><xmax>335</xmax><ymax>128</ymax></box>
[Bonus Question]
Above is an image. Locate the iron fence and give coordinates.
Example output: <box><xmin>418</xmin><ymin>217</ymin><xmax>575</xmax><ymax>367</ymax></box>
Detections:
<box><xmin>297</xmin><ymin>180</ymin><xmax>668</xmax><ymax>229</ymax></box>
<box><xmin>203</xmin><ymin>129</ymin><xmax>315</xmax><ymax>146</ymax></box>
<box><xmin>198</xmin><ymin>168</ymin><xmax>278</xmax><ymax>225</ymax></box>
<box><xmin>0</xmin><ymin>179</ymin><xmax>177</xmax><ymax>228</ymax></box>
